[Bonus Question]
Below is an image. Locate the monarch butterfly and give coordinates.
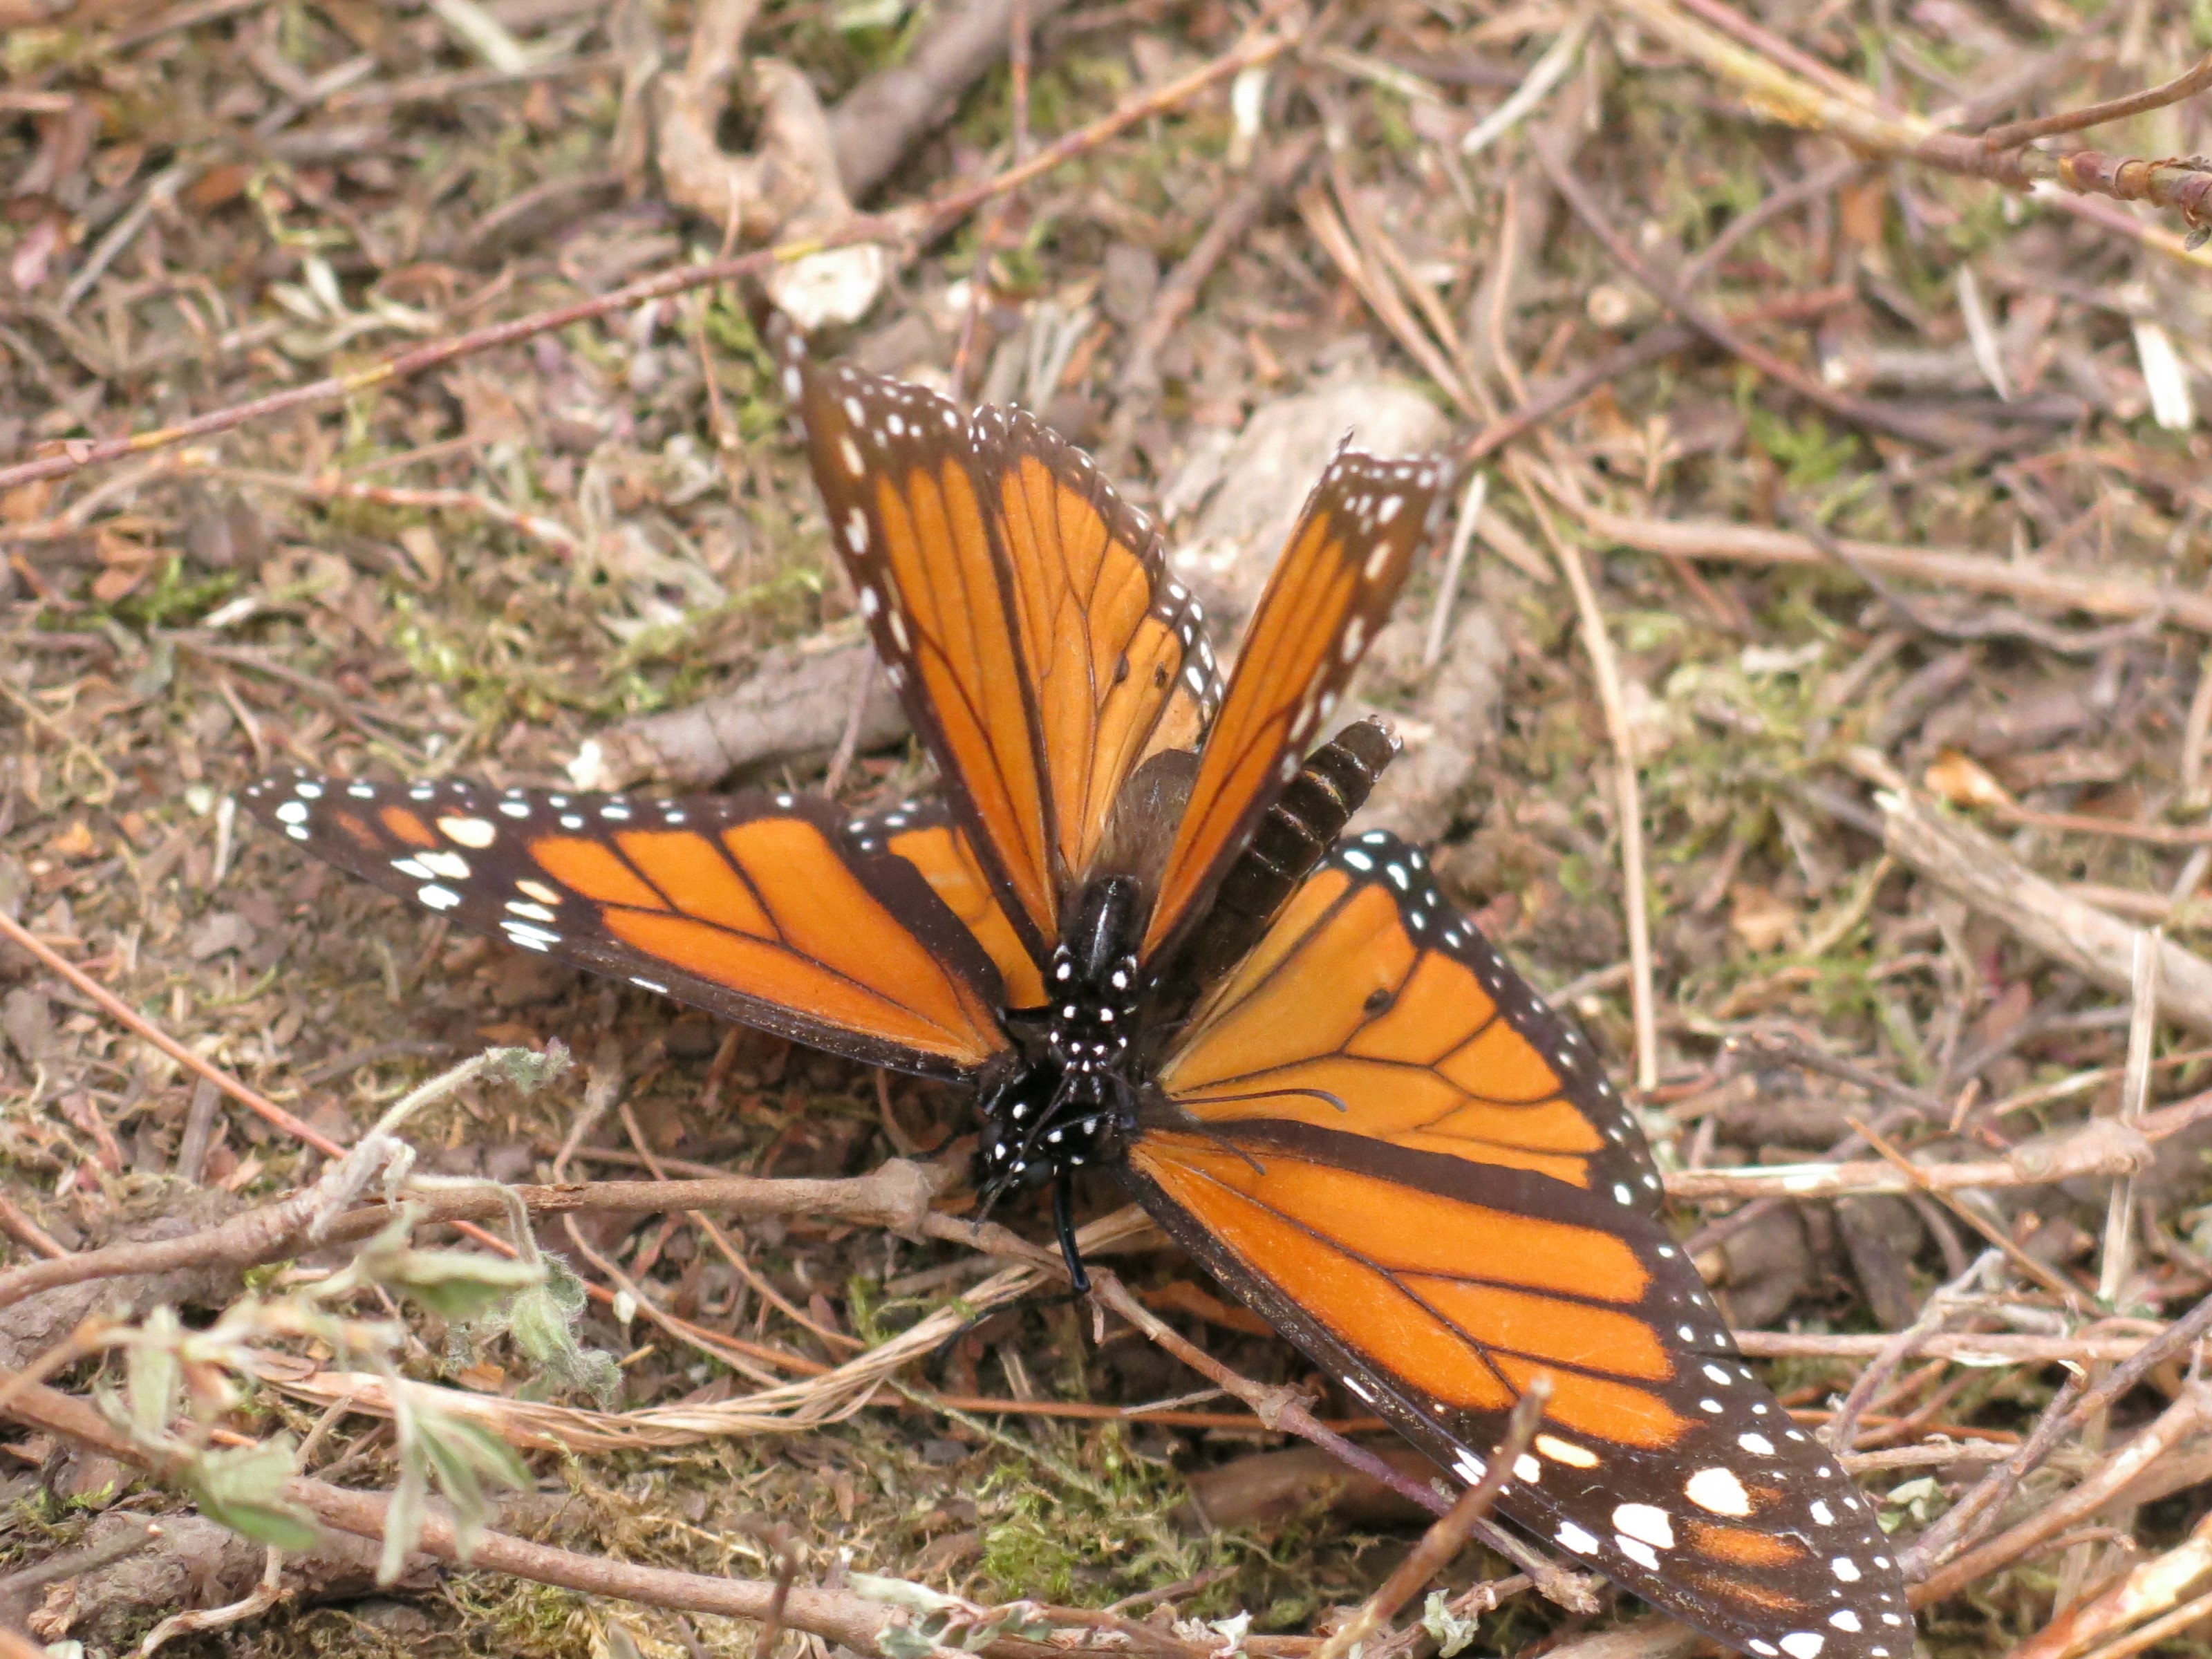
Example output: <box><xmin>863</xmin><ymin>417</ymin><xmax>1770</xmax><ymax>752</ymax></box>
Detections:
<box><xmin>246</xmin><ymin>340</ymin><xmax>1910</xmax><ymax>1659</ymax></box>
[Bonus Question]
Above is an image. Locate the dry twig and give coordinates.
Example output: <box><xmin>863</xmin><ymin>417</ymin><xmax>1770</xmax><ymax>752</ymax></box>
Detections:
<box><xmin>1606</xmin><ymin>0</ymin><xmax>2212</xmax><ymax>256</ymax></box>
<box><xmin>1877</xmin><ymin>787</ymin><xmax>2212</xmax><ymax>1039</ymax></box>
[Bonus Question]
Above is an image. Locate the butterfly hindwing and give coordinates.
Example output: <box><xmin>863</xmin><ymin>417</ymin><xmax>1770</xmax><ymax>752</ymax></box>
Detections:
<box><xmin>1142</xmin><ymin>453</ymin><xmax>1452</xmax><ymax>962</ymax></box>
<box><xmin>792</xmin><ymin>351</ymin><xmax>1219</xmax><ymax>962</ymax></box>
<box><xmin>1159</xmin><ymin>830</ymin><xmax>1662</xmax><ymax>1201</ymax></box>
<box><xmin>243</xmin><ymin>773</ymin><xmax>1010</xmax><ymax>1077</ymax></box>
<box><xmin>1127</xmin><ymin>834</ymin><xmax>1910</xmax><ymax>1659</ymax></box>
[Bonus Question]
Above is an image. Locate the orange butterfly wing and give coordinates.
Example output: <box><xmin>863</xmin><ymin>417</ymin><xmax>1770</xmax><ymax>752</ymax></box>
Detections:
<box><xmin>794</xmin><ymin>355</ymin><xmax>1217</xmax><ymax>960</ymax></box>
<box><xmin>852</xmin><ymin>800</ymin><xmax>1048</xmax><ymax>1012</ymax></box>
<box><xmin>1143</xmin><ymin>453</ymin><xmax>1450</xmax><ymax>961</ymax></box>
<box><xmin>1125</xmin><ymin>833</ymin><xmax>1911</xmax><ymax>1659</ymax></box>
<box><xmin>245</xmin><ymin>773</ymin><xmax>1009</xmax><ymax>1077</ymax></box>
<box><xmin>992</xmin><ymin>419</ymin><xmax>1217</xmax><ymax>877</ymax></box>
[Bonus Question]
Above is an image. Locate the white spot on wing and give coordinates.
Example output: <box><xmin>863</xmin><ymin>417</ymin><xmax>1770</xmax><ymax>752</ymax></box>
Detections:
<box><xmin>1685</xmin><ymin>1468</ymin><xmax>1751</xmax><ymax>1517</ymax></box>
<box><xmin>1615</xmin><ymin>1537</ymin><xmax>1660</xmax><ymax>1571</ymax></box>
<box><xmin>1612</xmin><ymin>1504</ymin><xmax>1674</xmax><ymax>1548</ymax></box>
<box><xmin>1535</xmin><ymin>1435</ymin><xmax>1597</xmax><ymax>1468</ymax></box>
<box><xmin>439</xmin><ymin>816</ymin><xmax>496</xmax><ymax>848</ymax></box>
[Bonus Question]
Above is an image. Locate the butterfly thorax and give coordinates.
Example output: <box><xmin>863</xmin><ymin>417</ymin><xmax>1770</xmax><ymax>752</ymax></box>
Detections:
<box><xmin>975</xmin><ymin>876</ymin><xmax>1146</xmax><ymax>1196</ymax></box>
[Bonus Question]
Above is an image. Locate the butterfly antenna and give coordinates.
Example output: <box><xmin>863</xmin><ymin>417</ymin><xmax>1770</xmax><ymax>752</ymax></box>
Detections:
<box><xmin>1053</xmin><ymin>1173</ymin><xmax>1089</xmax><ymax>1295</ymax></box>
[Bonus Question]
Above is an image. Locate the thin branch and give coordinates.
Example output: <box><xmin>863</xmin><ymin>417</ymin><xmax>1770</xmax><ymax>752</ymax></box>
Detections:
<box><xmin>1528</xmin><ymin>135</ymin><xmax>1997</xmax><ymax>449</ymax></box>
<box><xmin>1569</xmin><ymin>502</ymin><xmax>2212</xmax><ymax>637</ymax></box>
<box><xmin>1678</xmin><ymin>154</ymin><xmax>1868</xmax><ymax>290</ymax></box>
<box><xmin>0</xmin><ymin>1368</ymin><xmax>1038</xmax><ymax>1654</ymax></box>
<box><xmin>1118</xmin><ymin>131</ymin><xmax>1319</xmax><ymax>396</ymax></box>
<box><xmin>1667</xmin><ymin>1087</ymin><xmax>2206</xmax><ymax>1201</ymax></box>
<box><xmin>1312</xmin><ymin>1382</ymin><xmax>1552</xmax><ymax>1659</ymax></box>
<box><xmin>2100</xmin><ymin>930</ymin><xmax>2161</xmax><ymax>1305</ymax></box>
<box><xmin>14</xmin><ymin>1060</ymin><xmax>2179</xmax><ymax>1316</ymax></box>
<box><xmin>214</xmin><ymin>465</ymin><xmax>584</xmax><ymax>555</ymax></box>
<box><xmin>1822</xmin><ymin>1251</ymin><xmax>1998</xmax><ymax>1454</ymax></box>
<box><xmin>1905</xmin><ymin>1289</ymin><xmax>2212</xmax><ymax>1584</ymax></box>
<box><xmin>1521</xmin><ymin>489</ymin><xmax>1659</xmax><ymax>1091</ymax></box>
<box><xmin>1850</xmin><ymin>1116</ymin><xmax>2088</xmax><ymax>1311</ymax></box>
<box><xmin>1912</xmin><ymin>1386</ymin><xmax>2212</xmax><ymax>1604</ymax></box>
<box><xmin>1606</xmin><ymin>0</ymin><xmax>2212</xmax><ymax>254</ymax></box>
<box><xmin>1089</xmin><ymin>1271</ymin><xmax>1450</xmax><ymax>1521</ymax></box>
<box><xmin>2012</xmin><ymin>1504</ymin><xmax>2212</xmax><ymax>1659</ymax></box>
<box><xmin>1877</xmin><ymin>786</ymin><xmax>2212</xmax><ymax>1038</ymax></box>
<box><xmin>0</xmin><ymin>1159</ymin><xmax>950</xmax><ymax>1313</ymax></box>
<box><xmin>1459</xmin><ymin>285</ymin><xmax>1855</xmax><ymax>465</ymax></box>
<box><xmin>0</xmin><ymin>908</ymin><xmax>339</xmax><ymax>1155</ymax></box>
<box><xmin>1977</xmin><ymin>50</ymin><xmax>2212</xmax><ymax>149</ymax></box>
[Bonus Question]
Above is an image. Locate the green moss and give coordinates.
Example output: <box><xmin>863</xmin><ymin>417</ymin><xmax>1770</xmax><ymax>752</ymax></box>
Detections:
<box><xmin>113</xmin><ymin>556</ymin><xmax>243</xmax><ymax>630</ymax></box>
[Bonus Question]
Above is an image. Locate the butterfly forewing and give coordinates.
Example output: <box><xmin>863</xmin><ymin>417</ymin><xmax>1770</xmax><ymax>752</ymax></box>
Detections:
<box><xmin>243</xmin><ymin>774</ymin><xmax>1010</xmax><ymax>1077</ymax></box>
<box><xmin>1142</xmin><ymin>453</ymin><xmax>1450</xmax><ymax>962</ymax></box>
<box><xmin>850</xmin><ymin>798</ymin><xmax>1047</xmax><ymax>1011</ymax></box>
<box><xmin>793</xmin><ymin>353</ymin><xmax>1219</xmax><ymax>961</ymax></box>
<box><xmin>988</xmin><ymin>409</ymin><xmax>1220</xmax><ymax>872</ymax></box>
<box><xmin>1127</xmin><ymin>833</ymin><xmax>1910</xmax><ymax>1659</ymax></box>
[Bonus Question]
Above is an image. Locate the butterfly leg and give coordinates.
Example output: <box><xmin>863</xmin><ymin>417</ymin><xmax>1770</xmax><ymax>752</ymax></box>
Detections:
<box><xmin>1053</xmin><ymin>1173</ymin><xmax>1089</xmax><ymax>1294</ymax></box>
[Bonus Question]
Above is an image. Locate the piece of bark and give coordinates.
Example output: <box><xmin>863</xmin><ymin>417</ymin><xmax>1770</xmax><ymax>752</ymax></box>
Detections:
<box><xmin>825</xmin><ymin>0</ymin><xmax>1078</xmax><ymax>199</ymax></box>
<box><xmin>579</xmin><ymin>637</ymin><xmax>901</xmax><ymax>789</ymax></box>
<box><xmin>59</xmin><ymin>1510</ymin><xmax>437</xmax><ymax>1647</ymax></box>
<box><xmin>1835</xmin><ymin>1194</ymin><xmax>1927</xmax><ymax>1331</ymax></box>
<box><xmin>1880</xmin><ymin>788</ymin><xmax>2212</xmax><ymax>1037</ymax></box>
<box><xmin>1360</xmin><ymin>601</ymin><xmax>1510</xmax><ymax>846</ymax></box>
<box><xmin>1180</xmin><ymin>1443</ymin><xmax>1436</xmax><ymax>1532</ymax></box>
<box><xmin>1707</xmin><ymin>1202</ymin><xmax>1814</xmax><ymax>1331</ymax></box>
<box><xmin>0</xmin><ymin>1193</ymin><xmax>245</xmax><ymax>1371</ymax></box>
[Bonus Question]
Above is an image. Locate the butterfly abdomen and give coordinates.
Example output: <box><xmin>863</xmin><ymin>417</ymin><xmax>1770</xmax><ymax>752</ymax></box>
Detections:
<box><xmin>1150</xmin><ymin>717</ymin><xmax>1400</xmax><ymax>1021</ymax></box>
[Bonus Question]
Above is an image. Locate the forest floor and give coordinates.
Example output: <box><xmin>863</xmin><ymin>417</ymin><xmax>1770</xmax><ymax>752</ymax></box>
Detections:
<box><xmin>3</xmin><ymin>0</ymin><xmax>2212</xmax><ymax>1656</ymax></box>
